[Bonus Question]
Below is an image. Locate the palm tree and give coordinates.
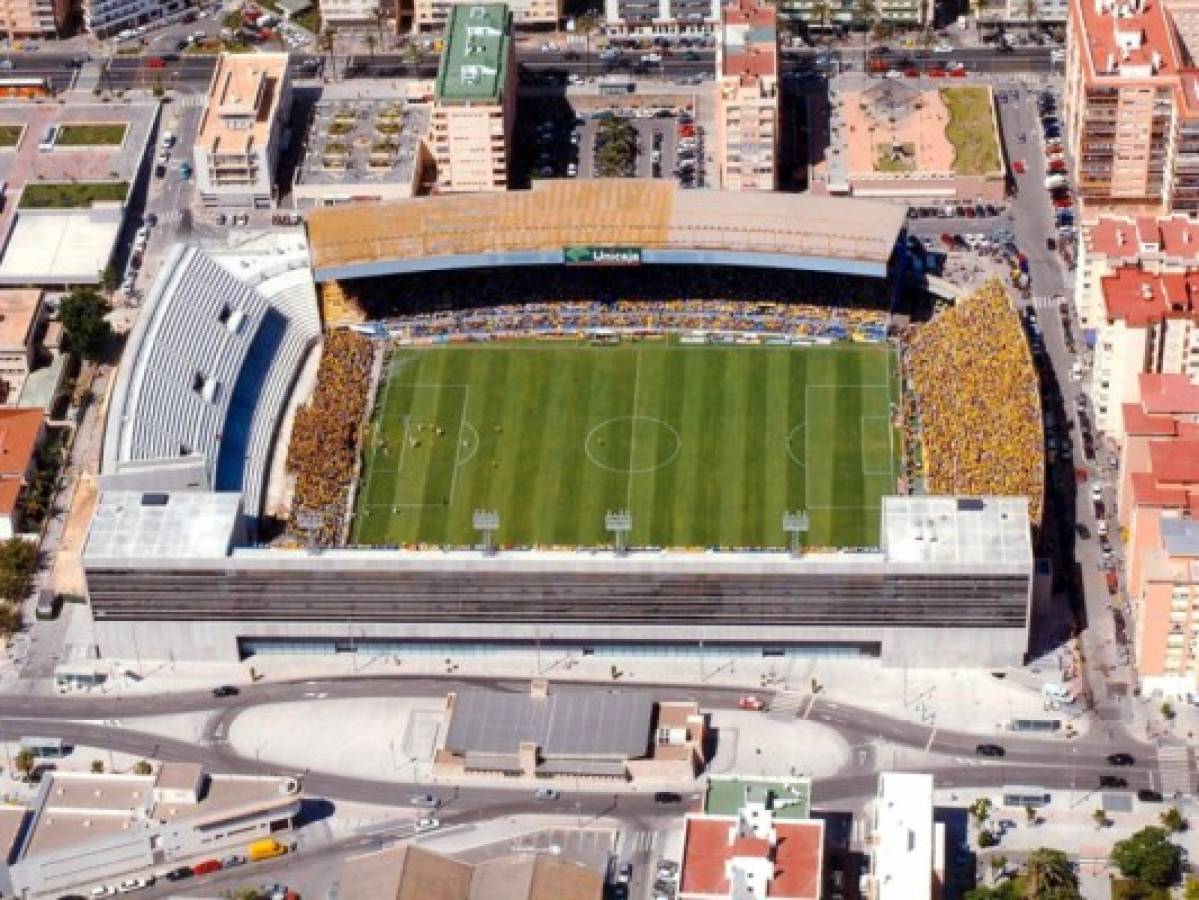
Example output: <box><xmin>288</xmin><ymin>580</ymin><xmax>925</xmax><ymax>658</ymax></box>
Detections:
<box><xmin>365</xmin><ymin>33</ymin><xmax>377</xmax><ymax>58</ymax></box>
<box><xmin>811</xmin><ymin>0</ymin><xmax>832</xmax><ymax>36</ymax></box>
<box><xmin>320</xmin><ymin>25</ymin><xmax>338</xmax><ymax>77</ymax></box>
<box><xmin>1025</xmin><ymin>847</ymin><xmax>1081</xmax><ymax>898</ymax></box>
<box><xmin>854</xmin><ymin>0</ymin><xmax>878</xmax><ymax>35</ymax></box>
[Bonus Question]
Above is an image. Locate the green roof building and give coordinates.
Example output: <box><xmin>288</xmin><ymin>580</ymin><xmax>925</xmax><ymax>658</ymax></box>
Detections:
<box><xmin>704</xmin><ymin>775</ymin><xmax>812</xmax><ymax>820</ymax></box>
<box><xmin>431</xmin><ymin>3</ymin><xmax>516</xmax><ymax>192</ymax></box>
<box><xmin>435</xmin><ymin>3</ymin><xmax>512</xmax><ymax>104</ymax></box>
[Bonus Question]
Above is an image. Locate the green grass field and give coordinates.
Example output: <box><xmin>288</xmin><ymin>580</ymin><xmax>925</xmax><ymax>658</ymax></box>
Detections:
<box><xmin>351</xmin><ymin>343</ymin><xmax>898</xmax><ymax>549</ymax></box>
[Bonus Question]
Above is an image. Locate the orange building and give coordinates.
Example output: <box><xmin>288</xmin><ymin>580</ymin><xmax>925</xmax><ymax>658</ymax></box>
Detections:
<box><xmin>715</xmin><ymin>0</ymin><xmax>778</xmax><ymax>192</ymax></box>
<box><xmin>1119</xmin><ymin>373</ymin><xmax>1199</xmax><ymax>697</ymax></box>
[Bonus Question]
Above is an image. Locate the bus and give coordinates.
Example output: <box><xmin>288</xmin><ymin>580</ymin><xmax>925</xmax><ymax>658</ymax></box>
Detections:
<box><xmin>0</xmin><ymin>76</ymin><xmax>51</xmax><ymax>99</ymax></box>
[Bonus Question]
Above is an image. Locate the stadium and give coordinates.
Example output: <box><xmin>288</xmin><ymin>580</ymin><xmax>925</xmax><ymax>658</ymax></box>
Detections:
<box><xmin>84</xmin><ymin>182</ymin><xmax>1042</xmax><ymax>669</ymax></box>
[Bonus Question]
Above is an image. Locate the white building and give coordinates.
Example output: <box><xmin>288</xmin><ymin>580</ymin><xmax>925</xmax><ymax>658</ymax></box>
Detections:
<box><xmin>862</xmin><ymin>773</ymin><xmax>944</xmax><ymax>900</ymax></box>
<box><xmin>195</xmin><ymin>53</ymin><xmax>292</xmax><ymax>209</ymax></box>
<box><xmin>603</xmin><ymin>0</ymin><xmax>720</xmax><ymax>36</ymax></box>
<box><xmin>0</xmin><ymin>764</ymin><xmax>303</xmax><ymax>898</ymax></box>
<box><xmin>82</xmin><ymin>0</ymin><xmax>187</xmax><ymax>37</ymax></box>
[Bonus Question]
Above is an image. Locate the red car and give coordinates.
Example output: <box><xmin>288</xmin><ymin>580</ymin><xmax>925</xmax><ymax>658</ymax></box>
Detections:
<box><xmin>145</xmin><ymin>57</ymin><xmax>165</xmax><ymax>68</ymax></box>
<box><xmin>905</xmin><ymin>67</ymin><xmax>920</xmax><ymax>77</ymax></box>
<box><xmin>738</xmin><ymin>696</ymin><xmax>765</xmax><ymax>711</ymax></box>
<box><xmin>1012</xmin><ymin>160</ymin><xmax>1027</xmax><ymax>174</ymax></box>
<box><xmin>1048</xmin><ymin>160</ymin><xmax>1067</xmax><ymax>173</ymax></box>
<box><xmin>940</xmin><ymin>232</ymin><xmax>955</xmax><ymax>247</ymax></box>
<box><xmin>949</xmin><ymin>67</ymin><xmax>967</xmax><ymax>77</ymax></box>
<box><xmin>928</xmin><ymin>68</ymin><xmax>946</xmax><ymax>77</ymax></box>
<box><xmin>192</xmin><ymin>860</ymin><xmax>222</xmax><ymax>876</ymax></box>
<box><xmin>1053</xmin><ymin>197</ymin><xmax>1073</xmax><ymax>209</ymax></box>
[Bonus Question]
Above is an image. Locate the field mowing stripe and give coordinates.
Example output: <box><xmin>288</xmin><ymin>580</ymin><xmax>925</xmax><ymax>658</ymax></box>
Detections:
<box><xmin>446</xmin><ymin>386</ymin><xmax>470</xmax><ymax>509</ymax></box>
<box><xmin>626</xmin><ymin>348</ymin><xmax>642</xmax><ymax>513</ymax></box>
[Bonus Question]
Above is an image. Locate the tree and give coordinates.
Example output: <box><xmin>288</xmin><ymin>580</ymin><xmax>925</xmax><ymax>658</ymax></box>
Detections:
<box><xmin>966</xmin><ymin>884</ymin><xmax>1019</xmax><ymax>900</ymax></box>
<box><xmin>13</xmin><ymin>747</ymin><xmax>35</xmax><ymax>780</ymax></box>
<box><xmin>221</xmin><ymin>9</ymin><xmax>244</xmax><ymax>30</ymax></box>
<box><xmin>810</xmin><ymin>0</ymin><xmax>832</xmax><ymax>37</ymax></box>
<box><xmin>100</xmin><ymin>263</ymin><xmax>119</xmax><ymax>292</ymax></box>
<box><xmin>1111</xmin><ymin>879</ymin><xmax>1170</xmax><ymax>900</ymax></box>
<box><xmin>1160</xmin><ymin>806</ymin><xmax>1188</xmax><ymax>833</ymax></box>
<box><xmin>1161</xmin><ymin>701</ymin><xmax>1176</xmax><ymax>720</ymax></box>
<box><xmin>971</xmin><ymin>796</ymin><xmax>993</xmax><ymax>826</ymax></box>
<box><xmin>854</xmin><ymin>0</ymin><xmax>878</xmax><ymax>32</ymax></box>
<box><xmin>1094</xmin><ymin>808</ymin><xmax>1108</xmax><ymax>829</ymax></box>
<box><xmin>1185</xmin><ymin>876</ymin><xmax>1199</xmax><ymax>900</ymax></box>
<box><xmin>320</xmin><ymin>25</ymin><xmax>338</xmax><ymax>77</ymax></box>
<box><xmin>133</xmin><ymin>759</ymin><xmax>153</xmax><ymax>775</ymax></box>
<box><xmin>990</xmin><ymin>854</ymin><xmax>1009</xmax><ymax>879</ymax></box>
<box><xmin>1111</xmin><ymin>827</ymin><xmax>1180</xmax><ymax>889</ymax></box>
<box><xmin>1025</xmin><ymin>847</ymin><xmax>1081</xmax><ymax>899</ymax></box>
<box><xmin>0</xmin><ymin>536</ymin><xmax>37</xmax><ymax>602</ymax></box>
<box><xmin>59</xmin><ymin>287</ymin><xmax>111</xmax><ymax>360</ymax></box>
<box><xmin>978</xmin><ymin>828</ymin><xmax>999</xmax><ymax>848</ymax></box>
<box><xmin>365</xmin><ymin>33</ymin><xmax>376</xmax><ymax>58</ymax></box>
<box><xmin>1025</xmin><ymin>803</ymin><xmax>1038</xmax><ymax>825</ymax></box>
<box><xmin>90</xmin><ymin>759</ymin><xmax>104</xmax><ymax>774</ymax></box>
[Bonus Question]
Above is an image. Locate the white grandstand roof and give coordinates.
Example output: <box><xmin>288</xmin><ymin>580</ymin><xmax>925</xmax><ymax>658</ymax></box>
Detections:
<box><xmin>84</xmin><ymin>491</ymin><xmax>243</xmax><ymax>561</ymax></box>
<box><xmin>882</xmin><ymin>496</ymin><xmax>1032</xmax><ymax>568</ymax></box>
<box><xmin>101</xmin><ymin>237</ymin><xmax>319</xmax><ymax>518</ymax></box>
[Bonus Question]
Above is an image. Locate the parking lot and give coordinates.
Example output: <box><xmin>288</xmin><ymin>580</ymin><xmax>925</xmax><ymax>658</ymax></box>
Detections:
<box><xmin>517</xmin><ymin>101</ymin><xmax>704</xmax><ymax>188</ymax></box>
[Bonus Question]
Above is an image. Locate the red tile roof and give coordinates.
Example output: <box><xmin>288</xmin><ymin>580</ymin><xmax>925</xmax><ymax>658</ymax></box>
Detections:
<box><xmin>1148</xmin><ymin>437</ymin><xmax>1199</xmax><ymax>483</ymax></box>
<box><xmin>721</xmin><ymin>0</ymin><xmax>777</xmax><ymax>83</ymax></box>
<box><xmin>679</xmin><ymin>816</ymin><xmax>823</xmax><ymax>899</ymax></box>
<box><xmin>1139</xmin><ymin>373</ymin><xmax>1199</xmax><ymax>414</ymax></box>
<box><xmin>1123</xmin><ymin>403</ymin><xmax>1179</xmax><ymax>436</ymax></box>
<box><xmin>1131</xmin><ymin>470</ymin><xmax>1191</xmax><ymax>507</ymax></box>
<box><xmin>0</xmin><ymin>408</ymin><xmax>41</xmax><ymax>516</ymax></box>
<box><xmin>1100</xmin><ymin>267</ymin><xmax>1199</xmax><ymax>326</ymax></box>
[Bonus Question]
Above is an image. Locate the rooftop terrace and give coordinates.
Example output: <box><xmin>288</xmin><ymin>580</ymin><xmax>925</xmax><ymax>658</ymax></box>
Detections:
<box><xmin>295</xmin><ymin>99</ymin><xmax>429</xmax><ymax>189</ymax></box>
<box><xmin>436</xmin><ymin>3</ymin><xmax>510</xmax><ymax>103</ymax></box>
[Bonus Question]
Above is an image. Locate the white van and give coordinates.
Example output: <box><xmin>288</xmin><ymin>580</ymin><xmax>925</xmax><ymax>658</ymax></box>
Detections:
<box><xmin>38</xmin><ymin>125</ymin><xmax>57</xmax><ymax>151</ymax></box>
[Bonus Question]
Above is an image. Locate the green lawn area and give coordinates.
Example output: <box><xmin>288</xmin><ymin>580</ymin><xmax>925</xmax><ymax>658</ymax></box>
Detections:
<box><xmin>0</xmin><ymin>125</ymin><xmax>23</xmax><ymax>148</ymax></box>
<box><xmin>351</xmin><ymin>343</ymin><xmax>898</xmax><ymax>549</ymax></box>
<box><xmin>55</xmin><ymin>123</ymin><xmax>128</xmax><ymax>146</ymax></box>
<box><xmin>19</xmin><ymin>181</ymin><xmax>129</xmax><ymax>209</ymax></box>
<box><xmin>875</xmin><ymin>142</ymin><xmax>916</xmax><ymax>173</ymax></box>
<box><xmin>940</xmin><ymin>86</ymin><xmax>1002</xmax><ymax>175</ymax></box>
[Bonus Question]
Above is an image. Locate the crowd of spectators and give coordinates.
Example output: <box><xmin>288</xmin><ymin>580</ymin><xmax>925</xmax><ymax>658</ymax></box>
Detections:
<box><xmin>285</xmin><ymin>330</ymin><xmax>374</xmax><ymax>546</ymax></box>
<box><xmin>903</xmin><ymin>280</ymin><xmax>1044</xmax><ymax>523</ymax></box>
<box><xmin>379</xmin><ymin>300</ymin><xmax>888</xmax><ymax>343</ymax></box>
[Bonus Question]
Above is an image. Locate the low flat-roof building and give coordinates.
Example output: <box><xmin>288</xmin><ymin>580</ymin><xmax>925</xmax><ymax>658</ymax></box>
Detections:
<box><xmin>825</xmin><ymin>81</ymin><xmax>1005</xmax><ymax>203</ymax></box>
<box><xmin>434</xmin><ymin>682</ymin><xmax>705</xmax><ymax>781</ymax></box>
<box><xmin>339</xmin><ymin>843</ymin><xmax>603</xmax><ymax>900</ymax></box>
<box><xmin>862</xmin><ymin>773</ymin><xmax>944</xmax><ymax>900</ymax></box>
<box><xmin>196</xmin><ymin>53</ymin><xmax>292</xmax><ymax>209</ymax></box>
<box><xmin>0</xmin><ymin>765</ymin><xmax>302</xmax><ymax>898</ymax></box>
<box><xmin>0</xmin><ymin>288</ymin><xmax>43</xmax><ymax>404</ymax></box>
<box><xmin>680</xmin><ymin>775</ymin><xmax>823</xmax><ymax>899</ymax></box>
<box><xmin>0</xmin><ymin>406</ymin><xmax>44</xmax><ymax>539</ymax></box>
<box><xmin>292</xmin><ymin>98</ymin><xmax>432</xmax><ymax>209</ymax></box>
<box><xmin>430</xmin><ymin>3</ymin><xmax>516</xmax><ymax>193</ymax></box>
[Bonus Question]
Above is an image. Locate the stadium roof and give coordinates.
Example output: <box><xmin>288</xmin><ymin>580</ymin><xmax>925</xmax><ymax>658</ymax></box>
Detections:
<box><xmin>84</xmin><ymin>491</ymin><xmax>243</xmax><ymax>562</ymax></box>
<box><xmin>306</xmin><ymin>182</ymin><xmax>906</xmax><ymax>281</ymax></box>
<box><xmin>436</xmin><ymin>3</ymin><xmax>510</xmax><ymax>103</ymax></box>
<box><xmin>882</xmin><ymin>496</ymin><xmax>1032</xmax><ymax>567</ymax></box>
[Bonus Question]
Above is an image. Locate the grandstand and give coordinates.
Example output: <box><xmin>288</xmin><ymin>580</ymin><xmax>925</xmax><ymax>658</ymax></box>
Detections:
<box><xmin>101</xmin><ymin>236</ymin><xmax>321</xmax><ymax>520</ymax></box>
<box><xmin>306</xmin><ymin>182</ymin><xmax>908</xmax><ymax>283</ymax></box>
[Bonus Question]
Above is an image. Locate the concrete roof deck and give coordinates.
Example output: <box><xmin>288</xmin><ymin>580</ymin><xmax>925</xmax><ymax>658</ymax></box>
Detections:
<box><xmin>199</xmin><ymin>53</ymin><xmax>288</xmax><ymax>156</ymax></box>
<box><xmin>435</xmin><ymin>3</ymin><xmax>509</xmax><ymax>103</ymax></box>
<box><xmin>84</xmin><ymin>490</ymin><xmax>242</xmax><ymax>561</ymax></box>
<box><xmin>882</xmin><ymin>496</ymin><xmax>1033</xmax><ymax>567</ymax></box>
<box><xmin>306</xmin><ymin>182</ymin><xmax>905</xmax><ymax>279</ymax></box>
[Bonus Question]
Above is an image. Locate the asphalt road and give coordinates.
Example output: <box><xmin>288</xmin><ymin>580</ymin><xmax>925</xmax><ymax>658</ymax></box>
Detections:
<box><xmin>10</xmin><ymin>44</ymin><xmax>1057</xmax><ymax>91</ymax></box>
<box><xmin>0</xmin><ymin>675</ymin><xmax>1162</xmax><ymax>805</ymax></box>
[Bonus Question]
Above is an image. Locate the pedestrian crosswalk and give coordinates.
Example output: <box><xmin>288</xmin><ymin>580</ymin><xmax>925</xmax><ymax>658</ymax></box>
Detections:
<box><xmin>618</xmin><ymin>829</ymin><xmax>658</xmax><ymax>854</ymax></box>
<box><xmin>766</xmin><ymin>691</ymin><xmax>806</xmax><ymax>720</ymax></box>
<box><xmin>177</xmin><ymin>93</ymin><xmax>206</xmax><ymax>109</ymax></box>
<box><xmin>1158</xmin><ymin>744</ymin><xmax>1193</xmax><ymax>798</ymax></box>
<box><xmin>1027</xmin><ymin>295</ymin><xmax>1068</xmax><ymax>310</ymax></box>
<box><xmin>156</xmin><ymin>209</ymin><xmax>183</xmax><ymax>225</ymax></box>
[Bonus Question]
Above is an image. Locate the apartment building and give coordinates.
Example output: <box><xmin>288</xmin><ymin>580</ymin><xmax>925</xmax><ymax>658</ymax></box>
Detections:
<box><xmin>1118</xmin><ymin>375</ymin><xmax>1199</xmax><ymax>698</ymax></box>
<box><xmin>1076</xmin><ymin>214</ymin><xmax>1199</xmax><ymax>330</ymax></box>
<box><xmin>195</xmin><ymin>53</ymin><xmax>292</xmax><ymax>209</ymax></box>
<box><xmin>603</xmin><ymin>0</ymin><xmax>720</xmax><ymax>36</ymax></box>
<box><xmin>0</xmin><ymin>289</ymin><xmax>44</xmax><ymax>404</ymax></box>
<box><xmin>82</xmin><ymin>0</ymin><xmax>188</xmax><ymax>37</ymax></box>
<box><xmin>320</xmin><ymin>0</ymin><xmax>388</xmax><ymax>26</ymax></box>
<box><xmin>407</xmin><ymin>0</ymin><xmax>555</xmax><ymax>30</ymax></box>
<box><xmin>769</xmin><ymin>0</ymin><xmax>925</xmax><ymax>29</ymax></box>
<box><xmin>1081</xmin><ymin>223</ymin><xmax>1199</xmax><ymax>436</ymax></box>
<box><xmin>429</xmin><ymin>4</ymin><xmax>515</xmax><ymax>193</ymax></box>
<box><xmin>0</xmin><ymin>0</ymin><xmax>69</xmax><ymax>37</ymax></box>
<box><xmin>1062</xmin><ymin>0</ymin><xmax>1199</xmax><ymax>218</ymax></box>
<box><xmin>715</xmin><ymin>0</ymin><xmax>778</xmax><ymax>192</ymax></box>
<box><xmin>862</xmin><ymin>773</ymin><xmax>945</xmax><ymax>900</ymax></box>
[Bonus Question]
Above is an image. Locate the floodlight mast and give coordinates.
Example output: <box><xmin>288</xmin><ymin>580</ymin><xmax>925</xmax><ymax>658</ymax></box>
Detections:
<box><xmin>782</xmin><ymin>510</ymin><xmax>810</xmax><ymax>557</ymax></box>
<box><xmin>605</xmin><ymin>510</ymin><xmax>633</xmax><ymax>556</ymax></box>
<box><xmin>472</xmin><ymin>509</ymin><xmax>500</xmax><ymax>555</ymax></box>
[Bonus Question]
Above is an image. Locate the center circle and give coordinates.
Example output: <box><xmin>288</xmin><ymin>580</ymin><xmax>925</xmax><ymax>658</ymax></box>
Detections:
<box><xmin>585</xmin><ymin>416</ymin><xmax>681</xmax><ymax>474</ymax></box>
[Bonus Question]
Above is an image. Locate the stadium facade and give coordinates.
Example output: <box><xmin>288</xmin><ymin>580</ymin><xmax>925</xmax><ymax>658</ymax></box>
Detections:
<box><xmin>84</xmin><ymin>188</ymin><xmax>1037</xmax><ymax>669</ymax></box>
<box><xmin>83</xmin><ymin>492</ymin><xmax>1032</xmax><ymax>666</ymax></box>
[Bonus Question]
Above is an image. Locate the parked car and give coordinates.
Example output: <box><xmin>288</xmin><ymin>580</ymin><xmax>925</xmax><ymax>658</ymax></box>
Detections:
<box><xmin>1106</xmin><ymin>753</ymin><xmax>1135</xmax><ymax>766</ymax></box>
<box><xmin>976</xmin><ymin>743</ymin><xmax>1006</xmax><ymax>757</ymax></box>
<box><xmin>534</xmin><ymin>788</ymin><xmax>560</xmax><ymax>800</ymax></box>
<box><xmin>415</xmin><ymin>816</ymin><xmax>440</xmax><ymax>832</ymax></box>
<box><xmin>654</xmin><ymin>792</ymin><xmax>683</xmax><ymax>803</ymax></box>
<box><xmin>410</xmin><ymin>794</ymin><xmax>441</xmax><ymax>808</ymax></box>
<box><xmin>191</xmin><ymin>860</ymin><xmax>221</xmax><ymax>876</ymax></box>
<box><xmin>1099</xmin><ymin>775</ymin><xmax>1128</xmax><ymax>788</ymax></box>
<box><xmin>163</xmin><ymin>867</ymin><xmax>192</xmax><ymax>882</ymax></box>
<box><xmin>738</xmin><ymin>695</ymin><xmax>765</xmax><ymax>710</ymax></box>
<box><xmin>211</xmin><ymin>685</ymin><xmax>238</xmax><ymax>697</ymax></box>
<box><xmin>1137</xmin><ymin>789</ymin><xmax>1164</xmax><ymax>802</ymax></box>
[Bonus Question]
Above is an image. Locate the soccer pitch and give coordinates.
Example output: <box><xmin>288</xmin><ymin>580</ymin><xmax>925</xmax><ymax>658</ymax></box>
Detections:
<box><xmin>351</xmin><ymin>343</ymin><xmax>899</xmax><ymax>549</ymax></box>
